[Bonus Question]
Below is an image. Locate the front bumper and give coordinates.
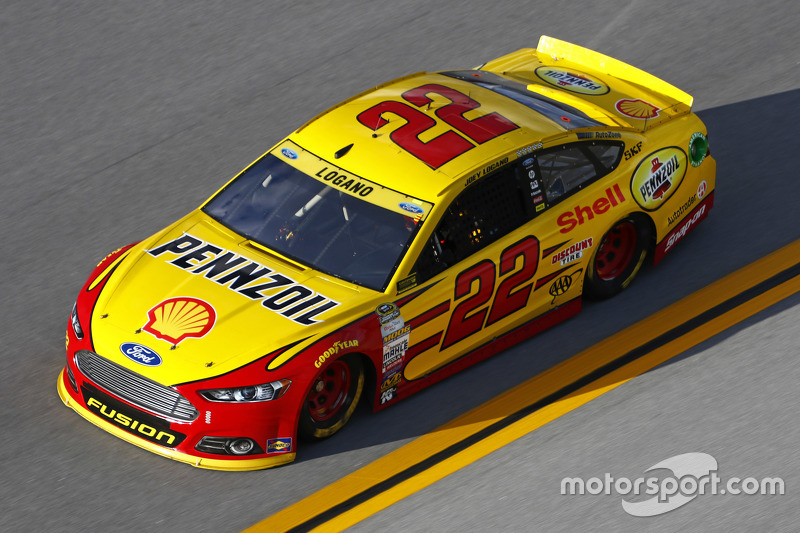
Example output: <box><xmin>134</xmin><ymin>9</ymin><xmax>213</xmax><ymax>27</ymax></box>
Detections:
<box><xmin>57</xmin><ymin>368</ymin><xmax>296</xmax><ymax>471</ymax></box>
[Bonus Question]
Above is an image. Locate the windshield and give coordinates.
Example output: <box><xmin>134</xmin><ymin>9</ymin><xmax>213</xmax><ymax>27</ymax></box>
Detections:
<box><xmin>202</xmin><ymin>145</ymin><xmax>429</xmax><ymax>291</ymax></box>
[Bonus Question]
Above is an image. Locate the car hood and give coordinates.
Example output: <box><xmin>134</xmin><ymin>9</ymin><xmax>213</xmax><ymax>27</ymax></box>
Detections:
<box><xmin>89</xmin><ymin>212</ymin><xmax>372</xmax><ymax>385</ymax></box>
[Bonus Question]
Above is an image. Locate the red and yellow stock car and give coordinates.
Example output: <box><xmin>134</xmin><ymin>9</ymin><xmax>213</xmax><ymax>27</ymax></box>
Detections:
<box><xmin>58</xmin><ymin>36</ymin><xmax>715</xmax><ymax>470</ymax></box>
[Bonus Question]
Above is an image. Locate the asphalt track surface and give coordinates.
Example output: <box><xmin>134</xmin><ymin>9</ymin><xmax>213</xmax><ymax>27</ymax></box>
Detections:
<box><xmin>2</xmin><ymin>1</ymin><xmax>798</xmax><ymax>531</ymax></box>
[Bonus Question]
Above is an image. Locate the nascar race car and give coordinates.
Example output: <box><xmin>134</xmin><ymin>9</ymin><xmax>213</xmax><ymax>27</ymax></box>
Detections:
<box><xmin>58</xmin><ymin>36</ymin><xmax>715</xmax><ymax>470</ymax></box>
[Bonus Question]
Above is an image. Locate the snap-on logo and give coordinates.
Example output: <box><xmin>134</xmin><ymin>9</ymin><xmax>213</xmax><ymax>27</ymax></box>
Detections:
<box><xmin>120</xmin><ymin>343</ymin><xmax>162</xmax><ymax>366</ymax></box>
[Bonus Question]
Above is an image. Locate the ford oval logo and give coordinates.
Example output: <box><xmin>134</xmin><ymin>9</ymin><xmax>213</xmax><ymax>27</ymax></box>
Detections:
<box><xmin>120</xmin><ymin>342</ymin><xmax>162</xmax><ymax>367</ymax></box>
<box><xmin>398</xmin><ymin>202</ymin><xmax>424</xmax><ymax>215</ymax></box>
<box><xmin>281</xmin><ymin>148</ymin><xmax>298</xmax><ymax>159</ymax></box>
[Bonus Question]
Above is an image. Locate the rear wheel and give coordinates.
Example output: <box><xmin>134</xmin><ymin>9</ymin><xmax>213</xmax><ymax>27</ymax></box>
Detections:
<box><xmin>298</xmin><ymin>355</ymin><xmax>364</xmax><ymax>440</ymax></box>
<box><xmin>585</xmin><ymin>216</ymin><xmax>649</xmax><ymax>299</ymax></box>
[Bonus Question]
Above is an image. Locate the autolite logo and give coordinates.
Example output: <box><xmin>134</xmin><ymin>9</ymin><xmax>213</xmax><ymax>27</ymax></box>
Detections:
<box><xmin>556</xmin><ymin>185</ymin><xmax>626</xmax><ymax>234</ymax></box>
<box><xmin>631</xmin><ymin>147</ymin><xmax>687</xmax><ymax>211</ymax></box>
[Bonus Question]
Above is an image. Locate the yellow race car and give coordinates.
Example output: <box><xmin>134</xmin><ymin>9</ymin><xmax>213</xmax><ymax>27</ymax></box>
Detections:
<box><xmin>58</xmin><ymin>36</ymin><xmax>715</xmax><ymax>470</ymax></box>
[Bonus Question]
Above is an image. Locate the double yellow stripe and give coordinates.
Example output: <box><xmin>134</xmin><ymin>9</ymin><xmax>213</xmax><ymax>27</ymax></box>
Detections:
<box><xmin>247</xmin><ymin>239</ymin><xmax>800</xmax><ymax>532</ymax></box>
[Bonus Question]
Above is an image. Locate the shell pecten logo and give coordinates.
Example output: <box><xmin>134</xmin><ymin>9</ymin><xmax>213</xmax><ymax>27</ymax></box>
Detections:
<box><xmin>143</xmin><ymin>297</ymin><xmax>216</xmax><ymax>345</ymax></box>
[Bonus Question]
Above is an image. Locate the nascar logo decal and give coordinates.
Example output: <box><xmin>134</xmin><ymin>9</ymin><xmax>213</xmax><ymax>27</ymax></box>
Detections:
<box><xmin>630</xmin><ymin>147</ymin><xmax>688</xmax><ymax>211</ymax></box>
<box><xmin>143</xmin><ymin>297</ymin><xmax>216</xmax><ymax>345</ymax></box>
<box><xmin>120</xmin><ymin>342</ymin><xmax>162</xmax><ymax>366</ymax></box>
<box><xmin>534</xmin><ymin>67</ymin><xmax>609</xmax><ymax>95</ymax></box>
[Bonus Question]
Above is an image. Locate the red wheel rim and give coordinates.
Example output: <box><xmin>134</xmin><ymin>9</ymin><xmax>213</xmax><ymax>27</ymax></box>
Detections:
<box><xmin>595</xmin><ymin>221</ymin><xmax>637</xmax><ymax>281</ymax></box>
<box><xmin>307</xmin><ymin>360</ymin><xmax>351</xmax><ymax>422</ymax></box>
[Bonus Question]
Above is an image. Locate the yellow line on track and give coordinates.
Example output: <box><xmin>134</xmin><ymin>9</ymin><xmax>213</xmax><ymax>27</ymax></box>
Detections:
<box><xmin>246</xmin><ymin>239</ymin><xmax>800</xmax><ymax>532</ymax></box>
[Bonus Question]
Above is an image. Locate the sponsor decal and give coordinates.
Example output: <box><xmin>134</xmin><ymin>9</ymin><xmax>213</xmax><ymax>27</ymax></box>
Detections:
<box><xmin>689</xmin><ymin>132</ymin><xmax>708</xmax><ymax>167</ymax></box>
<box><xmin>557</xmin><ymin>185</ymin><xmax>626</xmax><ymax>234</ymax></box>
<box><xmin>697</xmin><ymin>180</ymin><xmax>707</xmax><ymax>199</ymax></box>
<box><xmin>549</xmin><ymin>268</ymin><xmax>583</xmax><ymax>303</ymax></box>
<box><xmin>147</xmin><ymin>234</ymin><xmax>339</xmax><ymax>326</ymax></box>
<box><xmin>143</xmin><ymin>297</ymin><xmax>216</xmax><ymax>345</ymax></box>
<box><xmin>382</xmin><ymin>325</ymin><xmax>410</xmax><ymax>373</ymax></box>
<box><xmin>551</xmin><ymin>238</ymin><xmax>593</xmax><ymax>266</ymax></box>
<box><xmin>523</xmin><ymin>157</ymin><xmax>535</xmax><ymax>166</ymax></box>
<box><xmin>615</xmin><ymin>99</ymin><xmax>659</xmax><ymax>119</ymax></box>
<box><xmin>380</xmin><ymin>388</ymin><xmax>396</xmax><ymax>404</ymax></box>
<box><xmin>399</xmin><ymin>202</ymin><xmax>424</xmax><ymax>215</ymax></box>
<box><xmin>667</xmin><ymin>195</ymin><xmax>696</xmax><ymax>226</ymax></box>
<box><xmin>120</xmin><ymin>342</ymin><xmax>162</xmax><ymax>367</ymax></box>
<box><xmin>624</xmin><ymin>141</ymin><xmax>643</xmax><ymax>161</ymax></box>
<box><xmin>536</xmin><ymin>203</ymin><xmax>546</xmax><ymax>213</ymax></box>
<box><xmin>281</xmin><ymin>148</ymin><xmax>298</xmax><ymax>160</ymax></box>
<box><xmin>315</xmin><ymin>166</ymin><xmax>373</xmax><ymax>197</ymax></box>
<box><xmin>380</xmin><ymin>371</ymin><xmax>402</xmax><ymax>393</ymax></box>
<box><xmin>577</xmin><ymin>132</ymin><xmax>622</xmax><ymax>139</ymax></box>
<box><xmin>82</xmin><ymin>384</ymin><xmax>185</xmax><ymax>447</ymax></box>
<box><xmin>631</xmin><ymin>147</ymin><xmax>687</xmax><ymax>211</ymax></box>
<box><xmin>267</xmin><ymin>438</ymin><xmax>293</xmax><ymax>453</ymax></box>
<box><xmin>396</xmin><ymin>273</ymin><xmax>418</xmax><ymax>294</ymax></box>
<box><xmin>664</xmin><ymin>204</ymin><xmax>707</xmax><ymax>253</ymax></box>
<box><xmin>376</xmin><ymin>302</ymin><xmax>405</xmax><ymax>337</ymax></box>
<box><xmin>654</xmin><ymin>195</ymin><xmax>712</xmax><ymax>263</ymax></box>
<box><xmin>535</xmin><ymin>67</ymin><xmax>609</xmax><ymax>95</ymax></box>
<box><xmin>314</xmin><ymin>339</ymin><xmax>360</xmax><ymax>369</ymax></box>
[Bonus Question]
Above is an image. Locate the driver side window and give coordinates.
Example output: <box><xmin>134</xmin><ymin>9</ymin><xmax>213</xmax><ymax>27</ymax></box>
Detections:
<box><xmin>413</xmin><ymin>163</ymin><xmax>528</xmax><ymax>282</ymax></box>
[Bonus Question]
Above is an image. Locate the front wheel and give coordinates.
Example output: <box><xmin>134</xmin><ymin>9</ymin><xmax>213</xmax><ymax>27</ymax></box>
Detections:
<box><xmin>584</xmin><ymin>216</ymin><xmax>650</xmax><ymax>299</ymax></box>
<box><xmin>298</xmin><ymin>355</ymin><xmax>364</xmax><ymax>440</ymax></box>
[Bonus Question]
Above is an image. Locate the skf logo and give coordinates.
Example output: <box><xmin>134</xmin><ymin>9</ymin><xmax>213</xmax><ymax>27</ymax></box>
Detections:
<box><xmin>143</xmin><ymin>297</ymin><xmax>216</xmax><ymax>345</ymax></box>
<box><xmin>267</xmin><ymin>438</ymin><xmax>293</xmax><ymax>453</ymax></box>
<box><xmin>557</xmin><ymin>185</ymin><xmax>626</xmax><ymax>234</ymax></box>
<box><xmin>631</xmin><ymin>147</ymin><xmax>687</xmax><ymax>211</ymax></box>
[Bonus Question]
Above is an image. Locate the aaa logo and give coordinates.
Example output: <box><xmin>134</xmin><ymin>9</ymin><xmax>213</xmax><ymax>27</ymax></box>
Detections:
<box><xmin>143</xmin><ymin>297</ymin><xmax>216</xmax><ymax>345</ymax></box>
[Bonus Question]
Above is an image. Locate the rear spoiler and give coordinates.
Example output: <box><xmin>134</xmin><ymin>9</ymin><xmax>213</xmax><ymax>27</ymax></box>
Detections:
<box><xmin>481</xmin><ymin>36</ymin><xmax>693</xmax><ymax>130</ymax></box>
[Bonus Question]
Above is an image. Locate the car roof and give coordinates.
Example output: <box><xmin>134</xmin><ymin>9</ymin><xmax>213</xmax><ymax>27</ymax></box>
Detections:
<box><xmin>289</xmin><ymin>69</ymin><xmax>620</xmax><ymax>204</ymax></box>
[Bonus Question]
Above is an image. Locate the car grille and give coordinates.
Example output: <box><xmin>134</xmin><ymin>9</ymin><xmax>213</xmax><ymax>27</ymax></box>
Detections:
<box><xmin>75</xmin><ymin>350</ymin><xmax>199</xmax><ymax>422</ymax></box>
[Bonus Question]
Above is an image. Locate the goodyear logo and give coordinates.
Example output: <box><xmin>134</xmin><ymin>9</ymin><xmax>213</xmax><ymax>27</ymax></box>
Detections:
<box><xmin>267</xmin><ymin>438</ymin><xmax>293</xmax><ymax>453</ymax></box>
<box><xmin>534</xmin><ymin>66</ymin><xmax>609</xmax><ymax>95</ymax></box>
<box><xmin>631</xmin><ymin>147</ymin><xmax>687</xmax><ymax>211</ymax></box>
<box><xmin>314</xmin><ymin>339</ymin><xmax>359</xmax><ymax>369</ymax></box>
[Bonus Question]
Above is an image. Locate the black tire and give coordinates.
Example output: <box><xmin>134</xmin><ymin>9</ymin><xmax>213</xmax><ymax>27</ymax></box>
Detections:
<box><xmin>298</xmin><ymin>355</ymin><xmax>364</xmax><ymax>440</ymax></box>
<box><xmin>584</xmin><ymin>215</ymin><xmax>650</xmax><ymax>300</ymax></box>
